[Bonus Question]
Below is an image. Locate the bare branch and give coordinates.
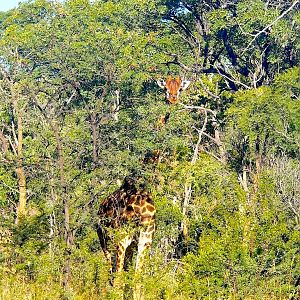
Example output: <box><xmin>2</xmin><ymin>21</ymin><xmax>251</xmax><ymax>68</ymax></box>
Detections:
<box><xmin>161</xmin><ymin>53</ymin><xmax>193</xmax><ymax>72</ymax></box>
<box><xmin>243</xmin><ymin>0</ymin><xmax>299</xmax><ymax>53</ymax></box>
<box><xmin>202</xmin><ymin>132</ymin><xmax>222</xmax><ymax>146</ymax></box>
<box><xmin>65</xmin><ymin>91</ymin><xmax>76</xmax><ymax>106</ymax></box>
<box><xmin>0</xmin><ymin>180</ymin><xmax>19</xmax><ymax>193</ymax></box>
<box><xmin>178</xmin><ymin>102</ymin><xmax>217</xmax><ymax>117</ymax></box>
<box><xmin>166</xmin><ymin>14</ymin><xmax>199</xmax><ymax>45</ymax></box>
<box><xmin>214</xmin><ymin>64</ymin><xmax>251</xmax><ymax>90</ymax></box>
<box><xmin>11</xmin><ymin>121</ymin><xmax>18</xmax><ymax>148</ymax></box>
<box><xmin>191</xmin><ymin>111</ymin><xmax>207</xmax><ymax>164</ymax></box>
<box><xmin>7</xmin><ymin>135</ymin><xmax>17</xmax><ymax>157</ymax></box>
<box><xmin>201</xmin><ymin>148</ymin><xmax>224</xmax><ymax>164</ymax></box>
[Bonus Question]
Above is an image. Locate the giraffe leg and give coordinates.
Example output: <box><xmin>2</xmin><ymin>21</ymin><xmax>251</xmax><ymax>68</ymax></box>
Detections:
<box><xmin>124</xmin><ymin>239</ymin><xmax>137</xmax><ymax>271</ymax></box>
<box><xmin>135</xmin><ymin>224</ymin><xmax>154</xmax><ymax>272</ymax></box>
<box><xmin>134</xmin><ymin>224</ymin><xmax>155</xmax><ymax>300</ymax></box>
<box><xmin>97</xmin><ymin>225</ymin><xmax>113</xmax><ymax>277</ymax></box>
<box><xmin>115</xmin><ymin>235</ymin><xmax>133</xmax><ymax>274</ymax></box>
<box><xmin>113</xmin><ymin>235</ymin><xmax>133</xmax><ymax>299</ymax></box>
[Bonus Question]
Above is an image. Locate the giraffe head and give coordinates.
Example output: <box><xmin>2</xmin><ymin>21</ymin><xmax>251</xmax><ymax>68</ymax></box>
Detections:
<box><xmin>122</xmin><ymin>176</ymin><xmax>138</xmax><ymax>194</ymax></box>
<box><xmin>157</xmin><ymin>76</ymin><xmax>191</xmax><ymax>104</ymax></box>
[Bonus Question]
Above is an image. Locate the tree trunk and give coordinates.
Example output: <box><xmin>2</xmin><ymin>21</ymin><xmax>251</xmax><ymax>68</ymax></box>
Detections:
<box><xmin>112</xmin><ymin>89</ymin><xmax>120</xmax><ymax>121</ymax></box>
<box><xmin>177</xmin><ymin>115</ymin><xmax>208</xmax><ymax>256</ymax></box>
<box><xmin>0</xmin><ymin>131</ymin><xmax>8</xmax><ymax>154</ymax></box>
<box><xmin>14</xmin><ymin>106</ymin><xmax>27</xmax><ymax>224</ymax></box>
<box><xmin>15</xmin><ymin>166</ymin><xmax>26</xmax><ymax>222</ymax></box>
<box><xmin>214</xmin><ymin>127</ymin><xmax>226</xmax><ymax>163</ymax></box>
<box><xmin>90</xmin><ymin>111</ymin><xmax>98</xmax><ymax>165</ymax></box>
<box><xmin>253</xmin><ymin>135</ymin><xmax>262</xmax><ymax>194</ymax></box>
<box><xmin>52</xmin><ymin>121</ymin><xmax>73</xmax><ymax>290</ymax></box>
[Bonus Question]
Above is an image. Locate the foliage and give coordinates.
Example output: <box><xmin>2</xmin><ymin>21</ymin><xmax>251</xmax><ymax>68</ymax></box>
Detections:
<box><xmin>0</xmin><ymin>0</ymin><xmax>299</xmax><ymax>299</ymax></box>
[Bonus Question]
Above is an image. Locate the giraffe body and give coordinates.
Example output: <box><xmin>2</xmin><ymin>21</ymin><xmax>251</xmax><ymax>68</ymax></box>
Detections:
<box><xmin>97</xmin><ymin>177</ymin><xmax>155</xmax><ymax>297</ymax></box>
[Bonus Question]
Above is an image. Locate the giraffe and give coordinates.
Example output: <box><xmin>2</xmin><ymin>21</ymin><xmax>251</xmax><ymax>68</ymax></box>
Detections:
<box><xmin>156</xmin><ymin>76</ymin><xmax>191</xmax><ymax>128</ymax></box>
<box><xmin>97</xmin><ymin>176</ymin><xmax>156</xmax><ymax>299</ymax></box>
<box><xmin>157</xmin><ymin>76</ymin><xmax>191</xmax><ymax>104</ymax></box>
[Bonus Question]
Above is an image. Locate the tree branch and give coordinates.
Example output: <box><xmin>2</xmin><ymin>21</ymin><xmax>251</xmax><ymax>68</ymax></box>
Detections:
<box><xmin>198</xmin><ymin>76</ymin><xmax>220</xmax><ymax>99</ymax></box>
<box><xmin>178</xmin><ymin>103</ymin><xmax>217</xmax><ymax>117</ymax></box>
<box><xmin>191</xmin><ymin>112</ymin><xmax>207</xmax><ymax>164</ymax></box>
<box><xmin>214</xmin><ymin>63</ymin><xmax>251</xmax><ymax>90</ymax></box>
<box><xmin>0</xmin><ymin>130</ymin><xmax>9</xmax><ymax>154</ymax></box>
<box><xmin>166</xmin><ymin>14</ymin><xmax>198</xmax><ymax>45</ymax></box>
<box><xmin>242</xmin><ymin>0</ymin><xmax>299</xmax><ymax>53</ymax></box>
<box><xmin>202</xmin><ymin>132</ymin><xmax>222</xmax><ymax>146</ymax></box>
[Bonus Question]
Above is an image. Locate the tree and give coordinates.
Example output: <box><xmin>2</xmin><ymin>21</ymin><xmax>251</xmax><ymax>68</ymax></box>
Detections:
<box><xmin>0</xmin><ymin>0</ymin><xmax>300</xmax><ymax>299</ymax></box>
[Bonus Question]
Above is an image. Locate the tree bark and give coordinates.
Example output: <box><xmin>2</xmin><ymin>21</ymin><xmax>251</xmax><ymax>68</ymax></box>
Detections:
<box><xmin>214</xmin><ymin>126</ymin><xmax>226</xmax><ymax>163</ymax></box>
<box><xmin>14</xmin><ymin>97</ymin><xmax>27</xmax><ymax>224</ymax></box>
<box><xmin>0</xmin><ymin>131</ymin><xmax>8</xmax><ymax>154</ymax></box>
<box><xmin>179</xmin><ymin>111</ymin><xmax>208</xmax><ymax>252</ymax></box>
<box><xmin>90</xmin><ymin>111</ymin><xmax>98</xmax><ymax>165</ymax></box>
<box><xmin>15</xmin><ymin>165</ymin><xmax>26</xmax><ymax>222</ymax></box>
<box><xmin>52</xmin><ymin>121</ymin><xmax>73</xmax><ymax>290</ymax></box>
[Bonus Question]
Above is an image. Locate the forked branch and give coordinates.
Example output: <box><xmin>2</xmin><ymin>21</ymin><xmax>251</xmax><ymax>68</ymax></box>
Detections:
<box><xmin>243</xmin><ymin>0</ymin><xmax>299</xmax><ymax>53</ymax></box>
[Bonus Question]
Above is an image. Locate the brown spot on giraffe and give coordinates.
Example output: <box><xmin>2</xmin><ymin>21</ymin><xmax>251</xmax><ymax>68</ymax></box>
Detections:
<box><xmin>97</xmin><ymin>176</ymin><xmax>156</xmax><ymax>298</ymax></box>
<box><xmin>146</xmin><ymin>205</ymin><xmax>155</xmax><ymax>212</ymax></box>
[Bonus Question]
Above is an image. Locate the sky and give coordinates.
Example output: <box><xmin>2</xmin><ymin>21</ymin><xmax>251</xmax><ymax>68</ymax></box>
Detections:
<box><xmin>0</xmin><ymin>0</ymin><xmax>26</xmax><ymax>12</ymax></box>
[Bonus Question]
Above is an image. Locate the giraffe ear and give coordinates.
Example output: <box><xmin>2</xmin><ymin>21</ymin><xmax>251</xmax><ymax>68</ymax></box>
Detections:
<box><xmin>157</xmin><ymin>79</ymin><xmax>166</xmax><ymax>89</ymax></box>
<box><xmin>180</xmin><ymin>80</ymin><xmax>191</xmax><ymax>91</ymax></box>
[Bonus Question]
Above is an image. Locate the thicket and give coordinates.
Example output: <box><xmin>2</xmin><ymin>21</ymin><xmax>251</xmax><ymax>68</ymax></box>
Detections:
<box><xmin>0</xmin><ymin>0</ymin><xmax>299</xmax><ymax>299</ymax></box>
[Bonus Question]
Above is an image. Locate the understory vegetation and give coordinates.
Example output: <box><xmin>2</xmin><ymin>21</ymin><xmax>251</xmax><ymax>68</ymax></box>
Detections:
<box><xmin>0</xmin><ymin>0</ymin><xmax>300</xmax><ymax>299</ymax></box>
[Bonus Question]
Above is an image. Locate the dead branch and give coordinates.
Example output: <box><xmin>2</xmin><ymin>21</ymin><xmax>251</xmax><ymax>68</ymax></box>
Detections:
<box><xmin>178</xmin><ymin>102</ymin><xmax>217</xmax><ymax>117</ymax></box>
<box><xmin>243</xmin><ymin>0</ymin><xmax>299</xmax><ymax>53</ymax></box>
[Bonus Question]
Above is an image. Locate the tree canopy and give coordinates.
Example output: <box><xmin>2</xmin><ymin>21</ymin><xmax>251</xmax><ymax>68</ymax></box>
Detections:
<box><xmin>0</xmin><ymin>0</ymin><xmax>299</xmax><ymax>299</ymax></box>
